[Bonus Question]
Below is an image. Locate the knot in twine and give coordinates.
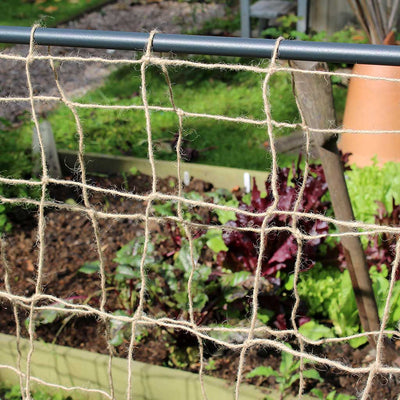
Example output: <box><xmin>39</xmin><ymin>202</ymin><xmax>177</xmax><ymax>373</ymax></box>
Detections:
<box><xmin>27</xmin><ymin>25</ymin><xmax>40</xmax><ymax>64</ymax></box>
<box><xmin>141</xmin><ymin>30</ymin><xmax>158</xmax><ymax>65</ymax></box>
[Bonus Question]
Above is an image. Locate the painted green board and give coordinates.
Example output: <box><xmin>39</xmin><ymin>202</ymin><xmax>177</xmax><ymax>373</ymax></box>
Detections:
<box><xmin>58</xmin><ymin>150</ymin><xmax>269</xmax><ymax>191</ymax></box>
<box><xmin>0</xmin><ymin>333</ymin><xmax>267</xmax><ymax>400</ymax></box>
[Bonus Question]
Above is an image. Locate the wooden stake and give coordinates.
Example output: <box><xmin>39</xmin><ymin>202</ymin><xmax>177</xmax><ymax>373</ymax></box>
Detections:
<box><xmin>32</xmin><ymin>120</ymin><xmax>62</xmax><ymax>179</ymax></box>
<box><xmin>289</xmin><ymin>60</ymin><xmax>381</xmax><ymax>341</ymax></box>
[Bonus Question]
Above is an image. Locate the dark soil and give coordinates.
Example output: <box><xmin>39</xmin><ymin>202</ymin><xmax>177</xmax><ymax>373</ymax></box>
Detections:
<box><xmin>1</xmin><ymin>172</ymin><xmax>399</xmax><ymax>400</ymax></box>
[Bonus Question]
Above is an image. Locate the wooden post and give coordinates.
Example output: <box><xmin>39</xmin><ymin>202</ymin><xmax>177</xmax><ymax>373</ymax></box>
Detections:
<box><xmin>296</xmin><ymin>0</ymin><xmax>309</xmax><ymax>33</ymax></box>
<box><xmin>289</xmin><ymin>60</ymin><xmax>381</xmax><ymax>341</ymax></box>
<box><xmin>240</xmin><ymin>0</ymin><xmax>251</xmax><ymax>38</ymax></box>
<box><xmin>308</xmin><ymin>0</ymin><xmax>354</xmax><ymax>36</ymax></box>
<box><xmin>32</xmin><ymin>120</ymin><xmax>62</xmax><ymax>179</ymax></box>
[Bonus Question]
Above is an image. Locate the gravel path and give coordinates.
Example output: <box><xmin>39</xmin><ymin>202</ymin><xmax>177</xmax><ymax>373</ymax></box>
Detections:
<box><xmin>0</xmin><ymin>0</ymin><xmax>224</xmax><ymax>123</ymax></box>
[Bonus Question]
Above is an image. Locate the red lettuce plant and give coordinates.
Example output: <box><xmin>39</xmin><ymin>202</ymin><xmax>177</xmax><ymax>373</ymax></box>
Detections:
<box><xmin>365</xmin><ymin>199</ymin><xmax>400</xmax><ymax>280</ymax></box>
<box><xmin>219</xmin><ymin>158</ymin><xmax>331</xmax><ymax>281</ymax></box>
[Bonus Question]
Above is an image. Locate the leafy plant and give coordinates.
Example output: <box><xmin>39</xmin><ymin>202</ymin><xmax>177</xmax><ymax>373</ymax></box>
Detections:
<box><xmin>80</xmin><ymin>237</ymin><xmax>155</xmax><ymax>314</ymax></box>
<box><xmin>345</xmin><ymin>160</ymin><xmax>400</xmax><ymax>225</ymax></box>
<box><xmin>152</xmin><ymin>191</ymin><xmax>205</xmax><ymax>222</ymax></box>
<box><xmin>297</xmin><ymin>263</ymin><xmax>366</xmax><ymax>347</ymax></box>
<box><xmin>0</xmin><ymin>383</ymin><xmax>71</xmax><ymax>400</ymax></box>
<box><xmin>246</xmin><ymin>344</ymin><xmax>322</xmax><ymax>400</ymax></box>
<box><xmin>325</xmin><ymin>269</ymin><xmax>366</xmax><ymax>347</ymax></box>
<box><xmin>311</xmin><ymin>388</ymin><xmax>355</xmax><ymax>400</ymax></box>
<box><xmin>25</xmin><ymin>303</ymin><xmax>67</xmax><ymax>330</ymax></box>
<box><xmin>162</xmin><ymin>328</ymin><xmax>199</xmax><ymax>369</ymax></box>
<box><xmin>370</xmin><ymin>264</ymin><xmax>400</xmax><ymax>330</ymax></box>
<box><xmin>0</xmin><ymin>195</ymin><xmax>12</xmax><ymax>233</ymax></box>
<box><xmin>298</xmin><ymin>319</ymin><xmax>334</xmax><ymax>341</ymax></box>
<box><xmin>209</xmin><ymin>154</ymin><xmax>400</xmax><ymax>336</ymax></box>
<box><xmin>297</xmin><ymin>262</ymin><xmax>400</xmax><ymax>347</ymax></box>
<box><xmin>24</xmin><ymin>295</ymin><xmax>90</xmax><ymax>345</ymax></box>
<box><xmin>80</xmin><ymin>238</ymin><xmax>158</xmax><ymax>346</ymax></box>
<box><xmin>262</xmin><ymin>15</ymin><xmax>368</xmax><ymax>44</ymax></box>
<box><xmin>79</xmin><ymin>230</ymin><xmax>256</xmax><ymax>349</ymax></box>
<box><xmin>344</xmin><ymin>162</ymin><xmax>400</xmax><ymax>280</ymax></box>
<box><xmin>206</xmin><ymin>188</ymin><xmax>239</xmax><ymax>225</ymax></box>
<box><xmin>365</xmin><ymin>200</ymin><xmax>400</xmax><ymax>279</ymax></box>
<box><xmin>218</xmin><ymin>158</ymin><xmax>330</xmax><ymax>279</ymax></box>
<box><xmin>336</xmin><ymin>176</ymin><xmax>400</xmax><ymax>275</ymax></box>
<box><xmin>205</xmin><ymin>358</ymin><xmax>217</xmax><ymax>371</ymax></box>
<box><xmin>290</xmin><ymin>263</ymin><xmax>342</xmax><ymax>317</ymax></box>
<box><xmin>0</xmin><ymin>117</ymin><xmax>38</xmax><ymax>233</ymax></box>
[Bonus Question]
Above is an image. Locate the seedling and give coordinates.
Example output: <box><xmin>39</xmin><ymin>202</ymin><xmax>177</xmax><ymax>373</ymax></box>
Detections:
<box><xmin>246</xmin><ymin>344</ymin><xmax>322</xmax><ymax>400</ymax></box>
<box><xmin>311</xmin><ymin>388</ymin><xmax>355</xmax><ymax>400</ymax></box>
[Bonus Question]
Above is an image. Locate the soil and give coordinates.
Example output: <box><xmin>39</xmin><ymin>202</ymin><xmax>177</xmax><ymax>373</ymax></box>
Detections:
<box><xmin>0</xmin><ymin>171</ymin><xmax>399</xmax><ymax>400</ymax></box>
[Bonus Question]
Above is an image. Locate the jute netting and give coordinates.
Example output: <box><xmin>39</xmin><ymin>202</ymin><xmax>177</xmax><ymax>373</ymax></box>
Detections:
<box><xmin>0</xmin><ymin>26</ymin><xmax>400</xmax><ymax>400</ymax></box>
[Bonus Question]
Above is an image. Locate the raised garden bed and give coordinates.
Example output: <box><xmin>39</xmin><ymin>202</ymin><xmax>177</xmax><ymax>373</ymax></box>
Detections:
<box><xmin>0</xmin><ymin>333</ymin><xmax>268</xmax><ymax>400</ymax></box>
<box><xmin>57</xmin><ymin>150</ymin><xmax>269</xmax><ymax>192</ymax></box>
<box><xmin>1</xmin><ymin>153</ymin><xmax>400</xmax><ymax>400</ymax></box>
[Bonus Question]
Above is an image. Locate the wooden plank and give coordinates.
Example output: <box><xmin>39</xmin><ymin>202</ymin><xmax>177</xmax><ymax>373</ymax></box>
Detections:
<box><xmin>58</xmin><ymin>150</ymin><xmax>269</xmax><ymax>192</ymax></box>
<box><xmin>0</xmin><ymin>333</ymin><xmax>268</xmax><ymax>400</ymax></box>
<box><xmin>273</xmin><ymin>130</ymin><xmax>318</xmax><ymax>156</ymax></box>
<box><xmin>308</xmin><ymin>0</ymin><xmax>353</xmax><ymax>36</ymax></box>
<box><xmin>250</xmin><ymin>1</ymin><xmax>295</xmax><ymax>19</ymax></box>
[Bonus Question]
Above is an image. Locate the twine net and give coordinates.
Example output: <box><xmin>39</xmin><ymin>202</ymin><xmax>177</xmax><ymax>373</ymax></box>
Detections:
<box><xmin>0</xmin><ymin>26</ymin><xmax>400</xmax><ymax>400</ymax></box>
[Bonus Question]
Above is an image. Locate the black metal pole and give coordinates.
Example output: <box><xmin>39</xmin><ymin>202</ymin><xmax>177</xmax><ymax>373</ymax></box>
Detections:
<box><xmin>0</xmin><ymin>25</ymin><xmax>399</xmax><ymax>65</ymax></box>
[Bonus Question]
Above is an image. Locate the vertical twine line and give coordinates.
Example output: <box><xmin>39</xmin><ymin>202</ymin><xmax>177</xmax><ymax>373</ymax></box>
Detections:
<box><xmin>141</xmin><ymin>30</ymin><xmax>159</xmax><ymax>194</ymax></box>
<box><xmin>47</xmin><ymin>48</ymin><xmax>115</xmax><ymax>400</ymax></box>
<box><xmin>234</xmin><ymin>37</ymin><xmax>284</xmax><ymax>400</ymax></box>
<box><xmin>1</xmin><ymin>237</ymin><xmax>25</xmax><ymax>399</ymax></box>
<box><xmin>161</xmin><ymin>63</ymin><xmax>208</xmax><ymax>400</ymax></box>
<box><xmin>126</xmin><ymin>30</ymin><xmax>158</xmax><ymax>400</ymax></box>
<box><xmin>24</xmin><ymin>24</ymin><xmax>48</xmax><ymax>400</ymax></box>
<box><xmin>262</xmin><ymin>37</ymin><xmax>284</xmax><ymax>206</ymax></box>
<box><xmin>291</xmin><ymin>75</ymin><xmax>313</xmax><ymax>399</ymax></box>
<box><xmin>360</xmin><ymin>237</ymin><xmax>400</xmax><ymax>400</ymax></box>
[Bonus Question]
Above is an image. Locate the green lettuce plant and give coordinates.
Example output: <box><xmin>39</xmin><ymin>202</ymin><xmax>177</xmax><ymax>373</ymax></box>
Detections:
<box><xmin>296</xmin><ymin>262</ymin><xmax>400</xmax><ymax>347</ymax></box>
<box><xmin>345</xmin><ymin>160</ymin><xmax>400</xmax><ymax>224</ymax></box>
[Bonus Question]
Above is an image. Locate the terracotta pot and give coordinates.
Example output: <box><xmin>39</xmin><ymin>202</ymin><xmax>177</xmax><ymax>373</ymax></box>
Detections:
<box><xmin>339</xmin><ymin>63</ymin><xmax>400</xmax><ymax>166</ymax></box>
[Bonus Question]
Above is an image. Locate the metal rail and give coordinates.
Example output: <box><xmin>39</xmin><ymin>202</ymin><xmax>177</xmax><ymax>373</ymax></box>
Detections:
<box><xmin>0</xmin><ymin>25</ymin><xmax>399</xmax><ymax>65</ymax></box>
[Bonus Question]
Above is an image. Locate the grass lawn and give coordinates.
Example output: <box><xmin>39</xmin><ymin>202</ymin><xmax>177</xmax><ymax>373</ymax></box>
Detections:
<box><xmin>15</xmin><ymin>57</ymin><xmax>347</xmax><ymax>171</ymax></box>
<box><xmin>36</xmin><ymin>60</ymin><xmax>302</xmax><ymax>171</ymax></box>
<box><xmin>0</xmin><ymin>0</ymin><xmax>112</xmax><ymax>28</ymax></box>
<box><xmin>1</xmin><ymin>0</ymin><xmax>348</xmax><ymax>172</ymax></box>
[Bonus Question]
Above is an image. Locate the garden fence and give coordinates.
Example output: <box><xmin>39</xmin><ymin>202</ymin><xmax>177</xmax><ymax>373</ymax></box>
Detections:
<box><xmin>0</xmin><ymin>26</ymin><xmax>400</xmax><ymax>400</ymax></box>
